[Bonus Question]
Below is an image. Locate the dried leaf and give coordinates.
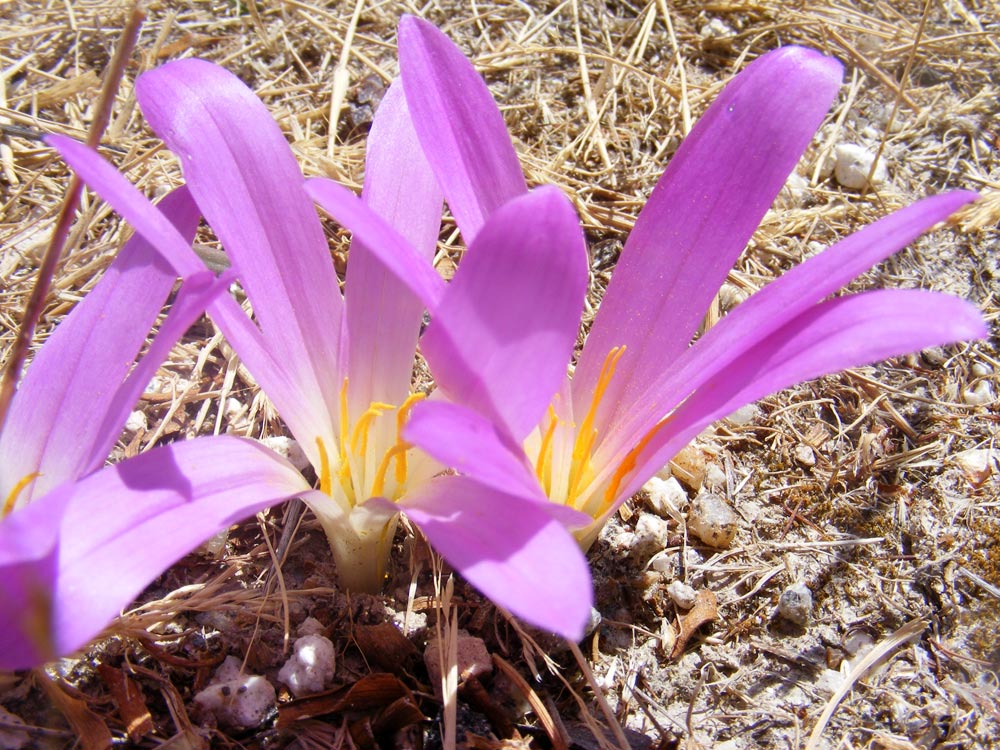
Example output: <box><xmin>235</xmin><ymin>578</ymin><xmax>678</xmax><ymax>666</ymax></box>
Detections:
<box><xmin>97</xmin><ymin>664</ymin><xmax>153</xmax><ymax>742</ymax></box>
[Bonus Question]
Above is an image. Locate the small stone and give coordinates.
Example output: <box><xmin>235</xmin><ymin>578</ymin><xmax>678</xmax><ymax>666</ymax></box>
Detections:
<box><xmin>666</xmin><ymin>580</ymin><xmax>698</xmax><ymax>609</ymax></box>
<box><xmin>424</xmin><ymin>631</ymin><xmax>491</xmax><ymax>694</ymax></box>
<box><xmin>954</xmin><ymin>448</ymin><xmax>994</xmax><ymax>487</ymax></box>
<box><xmin>704</xmin><ymin>463</ymin><xmax>727</xmax><ymax>489</ymax></box>
<box><xmin>833</xmin><ymin>143</ymin><xmax>887</xmax><ymax>189</ymax></box>
<box><xmin>647</xmin><ymin>550</ymin><xmax>674</xmax><ymax>575</ymax></box>
<box><xmin>194</xmin><ymin>656</ymin><xmax>276</xmax><ymax>729</ymax></box>
<box><xmin>278</xmin><ymin>634</ymin><xmax>336</xmax><ymax>697</ymax></box>
<box><xmin>632</xmin><ymin>512</ymin><xmax>670</xmax><ymax>557</ymax></box>
<box><xmin>687</xmin><ymin>492</ymin><xmax>738</xmax><ymax>548</ymax></box>
<box><xmin>971</xmin><ymin>362</ymin><xmax>992</xmax><ymax>378</ymax></box>
<box><xmin>815</xmin><ymin>669</ymin><xmax>843</xmax><ymax>698</ymax></box>
<box><xmin>794</xmin><ymin>443</ymin><xmax>816</xmax><ymax>467</ymax></box>
<box><xmin>776</xmin><ymin>171</ymin><xmax>809</xmax><ymax>208</ymax></box>
<box><xmin>643</xmin><ymin>475</ymin><xmax>687</xmax><ymax>523</ymax></box>
<box><xmin>963</xmin><ymin>380</ymin><xmax>994</xmax><ymax>405</ymax></box>
<box><xmin>124</xmin><ymin>410</ymin><xmax>147</xmax><ymax>433</ymax></box>
<box><xmin>670</xmin><ymin>445</ymin><xmax>707</xmax><ymax>491</ymax></box>
<box><xmin>725</xmin><ymin>403</ymin><xmax>760</xmax><ymax>426</ymax></box>
<box><xmin>298</xmin><ymin>617</ymin><xmax>325</xmax><ymax>637</ymax></box>
<box><xmin>699</xmin><ymin>17</ymin><xmax>734</xmax><ymax>40</ymax></box>
<box><xmin>777</xmin><ymin>583</ymin><xmax>812</xmax><ymax>626</ymax></box>
<box><xmin>259</xmin><ymin>436</ymin><xmax>311</xmax><ymax>472</ymax></box>
<box><xmin>921</xmin><ymin>346</ymin><xmax>948</xmax><ymax>366</ymax></box>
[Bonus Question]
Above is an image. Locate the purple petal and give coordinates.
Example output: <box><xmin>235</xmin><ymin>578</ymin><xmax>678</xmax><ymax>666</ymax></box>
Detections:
<box><xmin>395</xmin><ymin>475</ymin><xmax>593</xmax><ymax>640</ymax></box>
<box><xmin>0</xmin><ymin>436</ymin><xmax>308</xmax><ymax>670</ymax></box>
<box><xmin>600</xmin><ymin>191</ymin><xmax>980</xmax><ymax>461</ymax></box>
<box><xmin>609</xmin><ymin>289</ymin><xmax>987</xmax><ymax>505</ymax></box>
<box><xmin>136</xmin><ymin>59</ymin><xmax>344</xmax><ymax>422</ymax></box>
<box><xmin>306</xmin><ymin>177</ymin><xmax>446</xmax><ymax>312</ymax></box>
<box><xmin>574</xmin><ymin>46</ymin><xmax>844</xmax><ymax>437</ymax></box>
<box><xmin>403</xmin><ymin>401</ymin><xmax>544</xmax><ymax>503</ymax></box>
<box><xmin>0</xmin><ymin>189</ymin><xmax>195</xmax><ymax>507</ymax></box>
<box><xmin>398</xmin><ymin>15</ymin><xmax>527</xmax><ymax>242</ymax></box>
<box><xmin>85</xmin><ymin>270</ymin><xmax>233</xmax><ymax>472</ymax></box>
<box><xmin>49</xmin><ymin>135</ymin><xmax>338</xmax><ymax>467</ymax></box>
<box><xmin>421</xmin><ymin>186</ymin><xmax>587</xmax><ymax>440</ymax></box>
<box><xmin>345</xmin><ymin>81</ymin><xmax>443</xmax><ymax>416</ymax></box>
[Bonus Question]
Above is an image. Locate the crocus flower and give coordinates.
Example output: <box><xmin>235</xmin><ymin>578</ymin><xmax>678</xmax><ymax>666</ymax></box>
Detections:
<box><xmin>51</xmin><ymin>58</ymin><xmax>594</xmax><ymax>639</ymax></box>
<box><xmin>0</xmin><ymin>192</ymin><xmax>309</xmax><ymax>670</ymax></box>
<box><xmin>328</xmin><ymin>17</ymin><xmax>988</xmax><ymax>551</ymax></box>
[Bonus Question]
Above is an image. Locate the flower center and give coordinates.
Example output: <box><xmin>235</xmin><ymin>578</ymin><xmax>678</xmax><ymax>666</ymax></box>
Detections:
<box><xmin>531</xmin><ymin>346</ymin><xmax>675</xmax><ymax>520</ymax></box>
<box><xmin>316</xmin><ymin>379</ymin><xmax>426</xmax><ymax>506</ymax></box>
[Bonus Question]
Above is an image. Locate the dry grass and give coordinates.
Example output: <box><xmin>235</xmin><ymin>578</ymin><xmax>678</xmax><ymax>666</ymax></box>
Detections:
<box><xmin>1</xmin><ymin>1</ymin><xmax>998</xmax><ymax>748</ymax></box>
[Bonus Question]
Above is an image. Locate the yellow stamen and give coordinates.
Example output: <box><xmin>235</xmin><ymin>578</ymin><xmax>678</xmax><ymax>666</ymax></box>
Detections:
<box><xmin>393</xmin><ymin>392</ymin><xmax>426</xmax><ymax>483</ymax></box>
<box><xmin>315</xmin><ymin>437</ymin><xmax>333</xmax><ymax>496</ymax></box>
<box><xmin>568</xmin><ymin>346</ymin><xmax>625</xmax><ymax>501</ymax></box>
<box><xmin>600</xmin><ymin>413</ymin><xmax>674</xmax><ymax>516</ymax></box>
<box><xmin>350</xmin><ymin>402</ymin><xmax>394</xmax><ymax>456</ymax></box>
<box><xmin>372</xmin><ymin>444</ymin><xmax>411</xmax><ymax>497</ymax></box>
<box><xmin>534</xmin><ymin>405</ymin><xmax>559</xmax><ymax>492</ymax></box>
<box><xmin>2</xmin><ymin>472</ymin><xmax>40</xmax><ymax>518</ymax></box>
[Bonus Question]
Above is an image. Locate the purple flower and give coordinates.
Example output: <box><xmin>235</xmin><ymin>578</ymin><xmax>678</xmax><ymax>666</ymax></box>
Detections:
<box><xmin>336</xmin><ymin>17</ymin><xmax>988</xmax><ymax>551</ymax></box>
<box><xmin>0</xmin><ymin>194</ymin><xmax>308</xmax><ymax>670</ymax></box>
<box><xmin>51</xmin><ymin>60</ymin><xmax>593</xmax><ymax>639</ymax></box>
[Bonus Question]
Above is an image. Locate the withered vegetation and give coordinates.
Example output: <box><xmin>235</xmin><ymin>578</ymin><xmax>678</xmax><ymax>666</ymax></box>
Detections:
<box><xmin>0</xmin><ymin>1</ymin><xmax>997</xmax><ymax>748</ymax></box>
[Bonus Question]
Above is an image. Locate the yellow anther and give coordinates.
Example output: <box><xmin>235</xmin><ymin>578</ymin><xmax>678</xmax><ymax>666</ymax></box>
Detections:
<box><xmin>534</xmin><ymin>405</ymin><xmax>559</xmax><ymax>492</ymax></box>
<box><xmin>568</xmin><ymin>346</ymin><xmax>625</xmax><ymax>501</ymax></box>
<box><xmin>350</xmin><ymin>402</ymin><xmax>394</xmax><ymax>456</ymax></box>
<box><xmin>315</xmin><ymin>437</ymin><xmax>333</xmax><ymax>496</ymax></box>
<box><xmin>2</xmin><ymin>472</ymin><xmax>40</xmax><ymax>518</ymax></box>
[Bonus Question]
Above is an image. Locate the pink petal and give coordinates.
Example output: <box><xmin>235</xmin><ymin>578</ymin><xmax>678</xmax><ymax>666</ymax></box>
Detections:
<box><xmin>398</xmin><ymin>15</ymin><xmax>527</xmax><ymax>242</ymax></box>
<box><xmin>574</xmin><ymin>46</ymin><xmax>844</xmax><ymax>438</ymax></box>
<box><xmin>136</xmin><ymin>59</ymin><xmax>344</xmax><ymax>424</ymax></box>
<box><xmin>611</xmin><ymin>289</ymin><xmax>987</xmax><ymax>505</ymax></box>
<box><xmin>345</xmin><ymin>81</ymin><xmax>443</xmax><ymax>416</ymax></box>
<box><xmin>599</xmin><ymin>191</ymin><xmax>980</xmax><ymax>461</ymax></box>
<box><xmin>394</xmin><ymin>475</ymin><xmax>593</xmax><ymax>640</ymax></box>
<box><xmin>421</xmin><ymin>186</ymin><xmax>587</xmax><ymax>440</ymax></box>
<box><xmin>0</xmin><ymin>436</ymin><xmax>308</xmax><ymax>670</ymax></box>
<box><xmin>306</xmin><ymin>177</ymin><xmax>446</xmax><ymax>311</ymax></box>
<box><xmin>49</xmin><ymin>135</ymin><xmax>338</xmax><ymax>467</ymax></box>
<box><xmin>0</xmin><ymin>189</ymin><xmax>195</xmax><ymax>506</ymax></box>
<box><xmin>403</xmin><ymin>401</ymin><xmax>544</xmax><ymax>503</ymax></box>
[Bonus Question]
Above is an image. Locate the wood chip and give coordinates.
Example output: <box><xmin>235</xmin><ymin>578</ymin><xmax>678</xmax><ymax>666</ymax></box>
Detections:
<box><xmin>669</xmin><ymin>589</ymin><xmax>719</xmax><ymax>660</ymax></box>
<box><xmin>96</xmin><ymin>664</ymin><xmax>153</xmax><ymax>743</ymax></box>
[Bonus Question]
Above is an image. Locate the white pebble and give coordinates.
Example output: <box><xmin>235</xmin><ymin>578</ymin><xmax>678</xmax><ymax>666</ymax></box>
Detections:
<box><xmin>647</xmin><ymin>550</ymin><xmax>674</xmax><ymax>575</ymax></box>
<box><xmin>777</xmin><ymin>171</ymin><xmax>809</xmax><ymax>208</ymax></box>
<box><xmin>794</xmin><ymin>443</ymin><xmax>816</xmax><ymax>467</ymax></box>
<box><xmin>962</xmin><ymin>380</ymin><xmax>994</xmax><ymax>405</ymax></box>
<box><xmin>725</xmin><ymin>403</ymin><xmax>760</xmax><ymax>426</ymax></box>
<box><xmin>297</xmin><ymin>617</ymin><xmax>326</xmax><ymax>637</ymax></box>
<box><xmin>194</xmin><ymin>656</ymin><xmax>276</xmax><ymax>729</ymax></box>
<box><xmin>643</xmin><ymin>476</ymin><xmax>686</xmax><ymax>523</ymax></box>
<box><xmin>777</xmin><ymin>583</ymin><xmax>813</xmax><ymax>626</ymax></box>
<box><xmin>687</xmin><ymin>492</ymin><xmax>738</xmax><ymax>548</ymax></box>
<box><xmin>632</xmin><ymin>513</ymin><xmax>671</xmax><ymax>557</ymax></box>
<box><xmin>278</xmin><ymin>634</ymin><xmax>336</xmax><ymax>697</ymax></box>
<box><xmin>834</xmin><ymin>144</ymin><xmax>887</xmax><ymax>189</ymax></box>
<box><xmin>424</xmin><ymin>631</ymin><xmax>491</xmax><ymax>694</ymax></box>
<box><xmin>260</xmin><ymin>436</ymin><xmax>311</xmax><ymax>472</ymax></box>
<box><xmin>954</xmin><ymin>448</ymin><xmax>994</xmax><ymax>485</ymax></box>
<box><xmin>666</xmin><ymin>581</ymin><xmax>698</xmax><ymax>609</ymax></box>
<box><xmin>704</xmin><ymin>463</ymin><xmax>727</xmax><ymax>489</ymax></box>
<box><xmin>124</xmin><ymin>410</ymin><xmax>147</xmax><ymax>433</ymax></box>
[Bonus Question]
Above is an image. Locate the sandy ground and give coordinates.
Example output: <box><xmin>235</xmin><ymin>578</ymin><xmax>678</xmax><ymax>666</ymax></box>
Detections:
<box><xmin>0</xmin><ymin>1</ymin><xmax>998</xmax><ymax>748</ymax></box>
